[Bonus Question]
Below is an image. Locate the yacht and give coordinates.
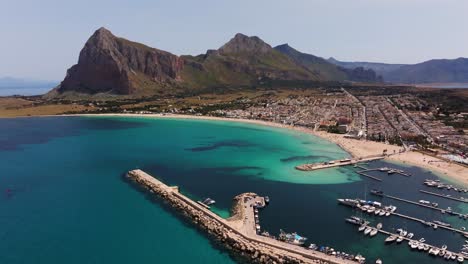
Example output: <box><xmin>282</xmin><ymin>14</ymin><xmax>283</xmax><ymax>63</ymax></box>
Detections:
<box><xmin>376</xmin><ymin>223</ymin><xmax>383</xmax><ymax>229</ymax></box>
<box><xmin>337</xmin><ymin>198</ymin><xmax>360</xmax><ymax>207</ymax></box>
<box><xmin>407</xmin><ymin>233</ymin><xmax>414</xmax><ymax>239</ymax></box>
<box><xmin>358</xmin><ymin>224</ymin><xmax>367</xmax><ymax>232</ymax></box>
<box><xmin>364</xmin><ymin>227</ymin><xmax>372</xmax><ymax>235</ymax></box>
<box><xmin>458</xmin><ymin>255</ymin><xmax>464</xmax><ymax>263</ymax></box>
<box><xmin>396</xmin><ymin>236</ymin><xmax>403</xmax><ymax>243</ymax></box>
<box><xmin>278</xmin><ymin>230</ymin><xmax>307</xmax><ymax>246</ymax></box>
<box><xmin>376</xmin><ymin>259</ymin><xmax>383</xmax><ymax>264</ymax></box>
<box><xmin>370</xmin><ymin>229</ymin><xmax>378</xmax><ymax>237</ymax></box>
<box><xmin>410</xmin><ymin>241</ymin><xmax>418</xmax><ymax>249</ymax></box>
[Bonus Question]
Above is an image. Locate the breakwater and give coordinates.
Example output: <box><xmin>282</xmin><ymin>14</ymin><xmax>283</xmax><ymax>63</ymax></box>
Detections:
<box><xmin>126</xmin><ymin>169</ymin><xmax>354</xmax><ymax>264</ymax></box>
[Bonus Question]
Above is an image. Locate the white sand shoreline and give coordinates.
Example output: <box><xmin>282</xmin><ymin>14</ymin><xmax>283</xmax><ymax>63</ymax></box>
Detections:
<box><xmin>19</xmin><ymin>113</ymin><xmax>468</xmax><ymax>186</ymax></box>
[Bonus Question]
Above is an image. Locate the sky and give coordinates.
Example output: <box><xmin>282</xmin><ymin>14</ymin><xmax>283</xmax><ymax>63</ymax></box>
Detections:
<box><xmin>1</xmin><ymin>0</ymin><xmax>467</xmax><ymax>81</ymax></box>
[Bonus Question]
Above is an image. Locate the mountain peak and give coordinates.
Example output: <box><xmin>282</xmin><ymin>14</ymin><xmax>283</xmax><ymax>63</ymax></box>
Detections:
<box><xmin>218</xmin><ymin>33</ymin><xmax>272</xmax><ymax>54</ymax></box>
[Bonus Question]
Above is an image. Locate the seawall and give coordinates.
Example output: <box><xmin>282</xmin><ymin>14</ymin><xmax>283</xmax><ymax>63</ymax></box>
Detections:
<box><xmin>126</xmin><ymin>169</ymin><xmax>355</xmax><ymax>264</ymax></box>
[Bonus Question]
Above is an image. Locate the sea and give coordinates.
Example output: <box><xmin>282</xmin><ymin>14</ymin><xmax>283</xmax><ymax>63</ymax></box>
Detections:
<box><xmin>1</xmin><ymin>116</ymin><xmax>467</xmax><ymax>264</ymax></box>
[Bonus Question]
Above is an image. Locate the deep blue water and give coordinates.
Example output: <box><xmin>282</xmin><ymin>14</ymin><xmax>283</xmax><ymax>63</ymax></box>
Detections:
<box><xmin>0</xmin><ymin>116</ymin><xmax>467</xmax><ymax>264</ymax></box>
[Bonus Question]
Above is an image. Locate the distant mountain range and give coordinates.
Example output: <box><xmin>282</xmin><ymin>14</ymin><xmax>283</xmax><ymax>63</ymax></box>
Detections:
<box><xmin>327</xmin><ymin>57</ymin><xmax>468</xmax><ymax>84</ymax></box>
<box><xmin>50</xmin><ymin>27</ymin><xmax>468</xmax><ymax>97</ymax></box>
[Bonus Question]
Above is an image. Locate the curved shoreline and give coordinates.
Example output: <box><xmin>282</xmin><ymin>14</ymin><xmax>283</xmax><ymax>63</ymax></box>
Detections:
<box><xmin>9</xmin><ymin>112</ymin><xmax>468</xmax><ymax>186</ymax></box>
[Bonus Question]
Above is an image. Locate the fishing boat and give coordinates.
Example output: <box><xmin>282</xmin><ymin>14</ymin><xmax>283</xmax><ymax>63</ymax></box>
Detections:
<box><xmin>385</xmin><ymin>235</ymin><xmax>397</xmax><ymax>243</ymax></box>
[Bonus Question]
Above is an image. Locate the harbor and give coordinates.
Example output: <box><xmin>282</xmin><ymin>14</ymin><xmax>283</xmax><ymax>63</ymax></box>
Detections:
<box><xmin>126</xmin><ymin>169</ymin><xmax>359</xmax><ymax>264</ymax></box>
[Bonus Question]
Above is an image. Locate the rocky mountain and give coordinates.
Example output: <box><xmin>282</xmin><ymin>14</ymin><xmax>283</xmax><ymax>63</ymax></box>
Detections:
<box><xmin>58</xmin><ymin>27</ymin><xmax>184</xmax><ymax>95</ymax></box>
<box><xmin>58</xmin><ymin>27</ymin><xmax>467</xmax><ymax>97</ymax></box>
<box><xmin>274</xmin><ymin>44</ymin><xmax>382</xmax><ymax>82</ymax></box>
<box><xmin>180</xmin><ymin>33</ymin><xmax>323</xmax><ymax>89</ymax></box>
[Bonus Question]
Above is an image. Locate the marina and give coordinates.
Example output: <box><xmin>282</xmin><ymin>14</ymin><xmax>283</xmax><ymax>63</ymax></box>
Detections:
<box><xmin>338</xmin><ymin>196</ymin><xmax>468</xmax><ymax>237</ymax></box>
<box><xmin>346</xmin><ymin>219</ymin><xmax>465</xmax><ymax>263</ymax></box>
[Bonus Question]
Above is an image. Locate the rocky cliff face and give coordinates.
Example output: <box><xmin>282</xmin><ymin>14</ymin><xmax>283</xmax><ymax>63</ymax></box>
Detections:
<box><xmin>58</xmin><ymin>27</ymin><xmax>183</xmax><ymax>94</ymax></box>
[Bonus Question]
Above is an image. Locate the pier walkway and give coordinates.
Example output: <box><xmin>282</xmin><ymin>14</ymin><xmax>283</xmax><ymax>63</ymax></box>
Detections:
<box><xmin>127</xmin><ymin>169</ymin><xmax>355</xmax><ymax>264</ymax></box>
<box><xmin>295</xmin><ymin>155</ymin><xmax>384</xmax><ymax>171</ymax></box>
<box><xmin>420</xmin><ymin>190</ymin><xmax>468</xmax><ymax>204</ymax></box>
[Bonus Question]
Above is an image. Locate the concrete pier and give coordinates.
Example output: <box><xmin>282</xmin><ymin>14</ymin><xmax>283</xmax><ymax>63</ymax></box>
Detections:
<box><xmin>295</xmin><ymin>156</ymin><xmax>384</xmax><ymax>171</ymax></box>
<box><xmin>420</xmin><ymin>190</ymin><xmax>468</xmax><ymax>204</ymax></box>
<box><xmin>126</xmin><ymin>169</ymin><xmax>356</xmax><ymax>264</ymax></box>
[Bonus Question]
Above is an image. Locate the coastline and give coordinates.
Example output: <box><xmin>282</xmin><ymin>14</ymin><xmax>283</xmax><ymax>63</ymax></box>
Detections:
<box><xmin>9</xmin><ymin>112</ymin><xmax>468</xmax><ymax>186</ymax></box>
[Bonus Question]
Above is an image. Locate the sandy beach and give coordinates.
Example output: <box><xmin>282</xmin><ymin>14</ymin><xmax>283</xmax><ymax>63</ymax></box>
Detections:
<box><xmin>68</xmin><ymin>113</ymin><xmax>468</xmax><ymax>186</ymax></box>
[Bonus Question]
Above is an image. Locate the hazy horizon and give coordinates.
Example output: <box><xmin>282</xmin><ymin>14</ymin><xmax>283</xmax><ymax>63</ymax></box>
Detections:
<box><xmin>2</xmin><ymin>0</ymin><xmax>468</xmax><ymax>80</ymax></box>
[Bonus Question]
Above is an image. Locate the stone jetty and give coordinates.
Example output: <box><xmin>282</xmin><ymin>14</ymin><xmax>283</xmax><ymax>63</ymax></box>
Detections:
<box><xmin>126</xmin><ymin>169</ymin><xmax>355</xmax><ymax>264</ymax></box>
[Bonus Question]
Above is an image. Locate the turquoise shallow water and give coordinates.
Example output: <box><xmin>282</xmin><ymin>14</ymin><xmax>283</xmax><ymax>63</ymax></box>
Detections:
<box><xmin>0</xmin><ymin>116</ymin><xmax>466</xmax><ymax>264</ymax></box>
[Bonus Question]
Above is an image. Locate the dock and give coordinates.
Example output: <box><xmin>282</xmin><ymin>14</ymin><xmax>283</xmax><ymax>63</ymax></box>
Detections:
<box><xmin>356</xmin><ymin>171</ymin><xmax>382</xmax><ymax>182</ymax></box>
<box><xmin>127</xmin><ymin>169</ymin><xmax>356</xmax><ymax>264</ymax></box>
<box><xmin>420</xmin><ymin>190</ymin><xmax>468</xmax><ymax>204</ymax></box>
<box><xmin>295</xmin><ymin>155</ymin><xmax>384</xmax><ymax>171</ymax></box>
<box><xmin>381</xmin><ymin>193</ymin><xmax>467</xmax><ymax>218</ymax></box>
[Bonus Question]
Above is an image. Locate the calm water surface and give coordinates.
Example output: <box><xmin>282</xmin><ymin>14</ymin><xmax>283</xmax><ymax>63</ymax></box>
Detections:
<box><xmin>0</xmin><ymin>116</ymin><xmax>466</xmax><ymax>264</ymax></box>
